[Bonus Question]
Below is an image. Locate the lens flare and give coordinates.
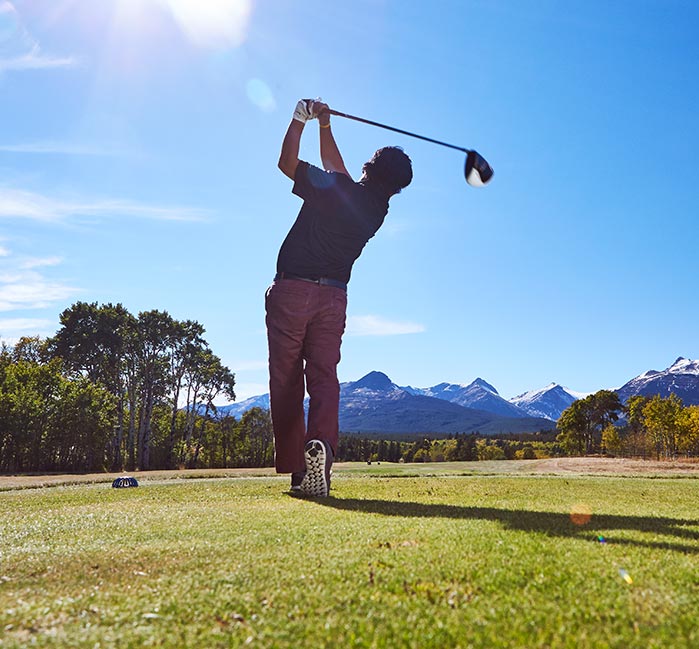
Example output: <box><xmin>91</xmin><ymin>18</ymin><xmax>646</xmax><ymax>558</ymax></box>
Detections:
<box><xmin>569</xmin><ymin>503</ymin><xmax>592</xmax><ymax>526</ymax></box>
<box><xmin>618</xmin><ymin>568</ymin><xmax>633</xmax><ymax>584</ymax></box>
<box><xmin>246</xmin><ymin>78</ymin><xmax>275</xmax><ymax>113</ymax></box>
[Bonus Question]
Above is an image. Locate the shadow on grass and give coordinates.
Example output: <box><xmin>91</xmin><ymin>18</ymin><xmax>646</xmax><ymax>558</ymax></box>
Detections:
<box><xmin>316</xmin><ymin>497</ymin><xmax>699</xmax><ymax>554</ymax></box>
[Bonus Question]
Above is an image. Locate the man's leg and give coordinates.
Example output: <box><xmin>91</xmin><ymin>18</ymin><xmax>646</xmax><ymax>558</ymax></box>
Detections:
<box><xmin>304</xmin><ymin>285</ymin><xmax>347</xmax><ymax>455</ymax></box>
<box><xmin>265</xmin><ymin>280</ymin><xmax>313</xmax><ymax>474</ymax></box>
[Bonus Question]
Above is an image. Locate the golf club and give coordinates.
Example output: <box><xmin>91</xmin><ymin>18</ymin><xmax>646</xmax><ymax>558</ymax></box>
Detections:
<box><xmin>324</xmin><ymin>108</ymin><xmax>494</xmax><ymax>187</ymax></box>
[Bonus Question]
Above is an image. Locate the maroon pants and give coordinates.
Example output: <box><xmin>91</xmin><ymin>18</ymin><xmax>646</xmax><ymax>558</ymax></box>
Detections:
<box><xmin>265</xmin><ymin>279</ymin><xmax>347</xmax><ymax>473</ymax></box>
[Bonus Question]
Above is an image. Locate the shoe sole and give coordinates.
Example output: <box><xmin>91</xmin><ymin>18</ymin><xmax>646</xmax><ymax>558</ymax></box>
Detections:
<box><xmin>300</xmin><ymin>440</ymin><xmax>330</xmax><ymax>497</ymax></box>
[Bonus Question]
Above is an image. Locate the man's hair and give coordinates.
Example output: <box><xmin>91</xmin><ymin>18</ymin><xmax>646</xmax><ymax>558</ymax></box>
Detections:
<box><xmin>362</xmin><ymin>146</ymin><xmax>413</xmax><ymax>196</ymax></box>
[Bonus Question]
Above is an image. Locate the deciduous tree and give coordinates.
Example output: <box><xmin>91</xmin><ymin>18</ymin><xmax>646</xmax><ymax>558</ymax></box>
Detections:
<box><xmin>642</xmin><ymin>394</ymin><xmax>684</xmax><ymax>459</ymax></box>
<box><xmin>557</xmin><ymin>390</ymin><xmax>623</xmax><ymax>455</ymax></box>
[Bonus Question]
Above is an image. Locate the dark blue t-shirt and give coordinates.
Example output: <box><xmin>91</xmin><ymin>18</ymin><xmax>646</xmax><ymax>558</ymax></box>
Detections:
<box><xmin>276</xmin><ymin>161</ymin><xmax>389</xmax><ymax>284</ymax></box>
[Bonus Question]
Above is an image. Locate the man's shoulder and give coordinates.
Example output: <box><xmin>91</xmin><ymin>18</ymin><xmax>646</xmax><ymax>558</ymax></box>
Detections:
<box><xmin>298</xmin><ymin>162</ymin><xmax>357</xmax><ymax>192</ymax></box>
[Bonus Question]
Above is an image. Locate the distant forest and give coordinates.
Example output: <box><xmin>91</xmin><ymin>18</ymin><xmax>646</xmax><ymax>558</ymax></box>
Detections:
<box><xmin>0</xmin><ymin>302</ymin><xmax>247</xmax><ymax>473</ymax></box>
<box><xmin>1</xmin><ymin>302</ymin><xmax>698</xmax><ymax>475</ymax></box>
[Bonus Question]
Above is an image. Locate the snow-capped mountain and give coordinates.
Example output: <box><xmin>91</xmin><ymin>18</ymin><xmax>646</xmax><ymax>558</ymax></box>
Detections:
<box><xmin>345</xmin><ymin>370</ymin><xmax>402</xmax><ymax>396</ymax></box>
<box><xmin>213</xmin><ymin>357</ymin><xmax>699</xmax><ymax>429</ymax></box>
<box><xmin>509</xmin><ymin>383</ymin><xmax>583</xmax><ymax>421</ymax></box>
<box><xmin>215</xmin><ymin>393</ymin><xmax>270</xmax><ymax>419</ymax></box>
<box><xmin>405</xmin><ymin>378</ymin><xmax>530</xmax><ymax>418</ymax></box>
<box><xmin>339</xmin><ymin>372</ymin><xmax>553</xmax><ymax>435</ymax></box>
<box><xmin>616</xmin><ymin>357</ymin><xmax>699</xmax><ymax>405</ymax></box>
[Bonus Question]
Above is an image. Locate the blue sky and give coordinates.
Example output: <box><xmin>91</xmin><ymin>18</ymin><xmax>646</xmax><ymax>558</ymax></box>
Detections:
<box><xmin>1</xmin><ymin>0</ymin><xmax>698</xmax><ymax>402</ymax></box>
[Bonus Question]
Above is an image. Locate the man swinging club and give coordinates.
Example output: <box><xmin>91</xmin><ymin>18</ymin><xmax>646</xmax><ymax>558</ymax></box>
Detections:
<box><xmin>266</xmin><ymin>98</ymin><xmax>413</xmax><ymax>497</ymax></box>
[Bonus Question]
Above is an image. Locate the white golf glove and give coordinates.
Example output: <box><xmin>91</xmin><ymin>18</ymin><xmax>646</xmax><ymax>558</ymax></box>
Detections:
<box><xmin>293</xmin><ymin>98</ymin><xmax>321</xmax><ymax>123</ymax></box>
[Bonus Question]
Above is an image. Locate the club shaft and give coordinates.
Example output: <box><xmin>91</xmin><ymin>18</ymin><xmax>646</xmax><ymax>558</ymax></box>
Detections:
<box><xmin>326</xmin><ymin>109</ymin><xmax>468</xmax><ymax>153</ymax></box>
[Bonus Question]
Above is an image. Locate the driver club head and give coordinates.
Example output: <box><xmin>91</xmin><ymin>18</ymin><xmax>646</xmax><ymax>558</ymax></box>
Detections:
<box><xmin>465</xmin><ymin>150</ymin><xmax>494</xmax><ymax>187</ymax></box>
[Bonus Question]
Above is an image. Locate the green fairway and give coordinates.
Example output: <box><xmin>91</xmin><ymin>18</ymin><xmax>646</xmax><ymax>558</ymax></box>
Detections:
<box><xmin>2</xmin><ymin>471</ymin><xmax>699</xmax><ymax>648</ymax></box>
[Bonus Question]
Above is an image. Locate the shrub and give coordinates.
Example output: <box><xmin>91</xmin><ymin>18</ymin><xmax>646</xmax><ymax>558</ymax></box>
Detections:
<box><xmin>413</xmin><ymin>448</ymin><xmax>432</xmax><ymax>463</ymax></box>
<box><xmin>476</xmin><ymin>440</ymin><xmax>506</xmax><ymax>461</ymax></box>
<box><xmin>515</xmin><ymin>446</ymin><xmax>536</xmax><ymax>460</ymax></box>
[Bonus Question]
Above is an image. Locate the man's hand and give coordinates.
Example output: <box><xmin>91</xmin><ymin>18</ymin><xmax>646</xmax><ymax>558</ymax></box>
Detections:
<box><xmin>313</xmin><ymin>101</ymin><xmax>330</xmax><ymax>127</ymax></box>
<box><xmin>293</xmin><ymin>98</ymin><xmax>322</xmax><ymax>123</ymax></box>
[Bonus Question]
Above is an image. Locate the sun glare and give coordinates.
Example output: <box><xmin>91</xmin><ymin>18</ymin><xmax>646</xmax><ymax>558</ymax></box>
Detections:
<box><xmin>157</xmin><ymin>0</ymin><xmax>252</xmax><ymax>49</ymax></box>
<box><xmin>112</xmin><ymin>0</ymin><xmax>252</xmax><ymax>50</ymax></box>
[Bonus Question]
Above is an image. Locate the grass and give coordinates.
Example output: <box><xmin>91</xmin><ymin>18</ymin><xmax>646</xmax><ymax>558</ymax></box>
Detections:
<box><xmin>1</xmin><ymin>467</ymin><xmax>699</xmax><ymax>648</ymax></box>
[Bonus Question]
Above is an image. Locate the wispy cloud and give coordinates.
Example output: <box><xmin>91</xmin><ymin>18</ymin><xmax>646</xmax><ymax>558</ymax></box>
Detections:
<box><xmin>230</xmin><ymin>359</ymin><xmax>268</xmax><ymax>372</ymax></box>
<box><xmin>19</xmin><ymin>256</ymin><xmax>63</xmax><ymax>270</ymax></box>
<box><xmin>233</xmin><ymin>382</ymin><xmax>269</xmax><ymax>402</ymax></box>
<box><xmin>0</xmin><ymin>44</ymin><xmax>76</xmax><ymax>72</ymax></box>
<box><xmin>0</xmin><ymin>3</ymin><xmax>76</xmax><ymax>72</ymax></box>
<box><xmin>0</xmin><ymin>245</ymin><xmax>78</xmax><ymax>314</ymax></box>
<box><xmin>346</xmin><ymin>315</ymin><xmax>426</xmax><ymax>337</ymax></box>
<box><xmin>0</xmin><ymin>188</ymin><xmax>211</xmax><ymax>223</ymax></box>
<box><xmin>0</xmin><ymin>142</ymin><xmax>123</xmax><ymax>156</ymax></box>
<box><xmin>0</xmin><ymin>268</ymin><xmax>79</xmax><ymax>312</ymax></box>
<box><xmin>0</xmin><ymin>317</ymin><xmax>54</xmax><ymax>335</ymax></box>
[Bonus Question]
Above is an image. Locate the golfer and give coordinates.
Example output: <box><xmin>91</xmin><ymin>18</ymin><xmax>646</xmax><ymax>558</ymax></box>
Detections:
<box><xmin>266</xmin><ymin>98</ymin><xmax>412</xmax><ymax>497</ymax></box>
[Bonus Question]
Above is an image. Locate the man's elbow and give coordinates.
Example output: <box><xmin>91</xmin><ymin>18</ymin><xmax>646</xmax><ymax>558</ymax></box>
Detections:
<box><xmin>278</xmin><ymin>157</ymin><xmax>297</xmax><ymax>180</ymax></box>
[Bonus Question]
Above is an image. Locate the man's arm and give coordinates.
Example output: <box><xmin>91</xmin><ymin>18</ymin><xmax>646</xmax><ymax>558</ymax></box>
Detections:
<box><xmin>316</xmin><ymin>104</ymin><xmax>352</xmax><ymax>178</ymax></box>
<box><xmin>279</xmin><ymin>99</ymin><xmax>320</xmax><ymax>179</ymax></box>
<box><xmin>278</xmin><ymin>118</ymin><xmax>304</xmax><ymax>180</ymax></box>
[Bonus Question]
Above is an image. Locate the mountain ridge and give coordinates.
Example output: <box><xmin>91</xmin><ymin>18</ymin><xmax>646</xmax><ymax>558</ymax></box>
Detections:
<box><xmin>408</xmin><ymin>378</ymin><xmax>532</xmax><ymax>418</ymax></box>
<box><xmin>214</xmin><ymin>357</ymin><xmax>699</xmax><ymax>429</ymax></box>
<box><xmin>616</xmin><ymin>357</ymin><xmax>699</xmax><ymax>405</ymax></box>
<box><xmin>338</xmin><ymin>374</ymin><xmax>553</xmax><ymax>436</ymax></box>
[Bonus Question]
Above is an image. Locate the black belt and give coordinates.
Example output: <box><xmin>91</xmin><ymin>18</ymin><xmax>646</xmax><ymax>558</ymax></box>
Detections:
<box><xmin>275</xmin><ymin>272</ymin><xmax>347</xmax><ymax>291</ymax></box>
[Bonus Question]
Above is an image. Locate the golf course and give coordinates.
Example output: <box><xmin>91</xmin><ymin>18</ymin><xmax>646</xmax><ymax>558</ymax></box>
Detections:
<box><xmin>2</xmin><ymin>459</ymin><xmax>698</xmax><ymax>648</ymax></box>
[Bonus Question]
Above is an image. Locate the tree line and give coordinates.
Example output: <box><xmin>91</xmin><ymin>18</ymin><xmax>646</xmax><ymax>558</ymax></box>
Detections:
<box><xmin>337</xmin><ymin>433</ymin><xmax>558</xmax><ymax>463</ymax></box>
<box><xmin>0</xmin><ymin>302</ymin><xmax>258</xmax><ymax>473</ymax></box>
<box><xmin>3</xmin><ymin>304</ymin><xmax>698</xmax><ymax>475</ymax></box>
<box><xmin>556</xmin><ymin>390</ymin><xmax>699</xmax><ymax>459</ymax></box>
